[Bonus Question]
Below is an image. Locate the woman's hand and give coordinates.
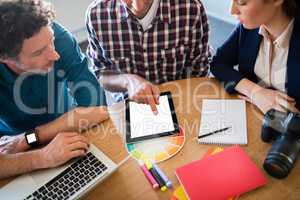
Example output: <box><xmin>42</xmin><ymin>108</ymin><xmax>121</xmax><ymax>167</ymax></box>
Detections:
<box><xmin>235</xmin><ymin>78</ymin><xmax>299</xmax><ymax>114</ymax></box>
<box><xmin>238</xmin><ymin>87</ymin><xmax>299</xmax><ymax>114</ymax></box>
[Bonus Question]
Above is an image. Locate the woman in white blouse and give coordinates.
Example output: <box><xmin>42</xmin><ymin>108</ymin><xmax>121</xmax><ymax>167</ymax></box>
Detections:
<box><xmin>211</xmin><ymin>0</ymin><xmax>300</xmax><ymax>114</ymax></box>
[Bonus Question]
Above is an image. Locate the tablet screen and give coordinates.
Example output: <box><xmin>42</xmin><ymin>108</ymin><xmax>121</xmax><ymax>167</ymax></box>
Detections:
<box><xmin>126</xmin><ymin>92</ymin><xmax>179</xmax><ymax>143</ymax></box>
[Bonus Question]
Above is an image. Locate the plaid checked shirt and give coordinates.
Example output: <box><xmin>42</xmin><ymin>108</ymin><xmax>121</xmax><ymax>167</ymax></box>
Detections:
<box><xmin>86</xmin><ymin>0</ymin><xmax>211</xmax><ymax>85</ymax></box>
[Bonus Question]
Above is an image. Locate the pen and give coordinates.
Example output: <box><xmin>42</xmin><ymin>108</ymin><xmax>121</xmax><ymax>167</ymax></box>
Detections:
<box><xmin>152</xmin><ymin>163</ymin><xmax>172</xmax><ymax>188</ymax></box>
<box><xmin>138</xmin><ymin>161</ymin><xmax>159</xmax><ymax>189</ymax></box>
<box><xmin>198</xmin><ymin>127</ymin><xmax>231</xmax><ymax>139</ymax></box>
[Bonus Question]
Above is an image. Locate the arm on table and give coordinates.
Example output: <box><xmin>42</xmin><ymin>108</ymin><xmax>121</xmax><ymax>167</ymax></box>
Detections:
<box><xmin>0</xmin><ymin>106</ymin><xmax>108</xmax><ymax>179</ymax></box>
<box><xmin>210</xmin><ymin>24</ymin><xmax>298</xmax><ymax>114</ymax></box>
<box><xmin>235</xmin><ymin>79</ymin><xmax>299</xmax><ymax>114</ymax></box>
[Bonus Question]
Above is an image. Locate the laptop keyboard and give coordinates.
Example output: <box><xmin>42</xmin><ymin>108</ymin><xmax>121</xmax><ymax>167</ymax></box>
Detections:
<box><xmin>24</xmin><ymin>152</ymin><xmax>108</xmax><ymax>200</ymax></box>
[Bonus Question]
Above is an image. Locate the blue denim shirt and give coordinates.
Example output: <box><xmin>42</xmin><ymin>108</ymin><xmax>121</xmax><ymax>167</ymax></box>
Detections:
<box><xmin>0</xmin><ymin>23</ymin><xmax>106</xmax><ymax>136</ymax></box>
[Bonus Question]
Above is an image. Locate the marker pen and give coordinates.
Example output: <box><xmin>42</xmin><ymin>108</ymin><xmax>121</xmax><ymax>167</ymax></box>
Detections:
<box><xmin>138</xmin><ymin>161</ymin><xmax>159</xmax><ymax>189</ymax></box>
<box><xmin>145</xmin><ymin>161</ymin><xmax>167</xmax><ymax>192</ymax></box>
<box><xmin>149</xmin><ymin>167</ymin><xmax>167</xmax><ymax>192</ymax></box>
<box><xmin>152</xmin><ymin>163</ymin><xmax>172</xmax><ymax>188</ymax></box>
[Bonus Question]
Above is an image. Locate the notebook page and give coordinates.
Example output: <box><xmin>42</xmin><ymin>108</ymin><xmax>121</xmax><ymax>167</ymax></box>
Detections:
<box><xmin>198</xmin><ymin>99</ymin><xmax>247</xmax><ymax>144</ymax></box>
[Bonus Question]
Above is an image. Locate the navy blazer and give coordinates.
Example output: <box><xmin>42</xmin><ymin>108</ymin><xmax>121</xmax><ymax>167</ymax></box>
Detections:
<box><xmin>211</xmin><ymin>17</ymin><xmax>300</xmax><ymax>106</ymax></box>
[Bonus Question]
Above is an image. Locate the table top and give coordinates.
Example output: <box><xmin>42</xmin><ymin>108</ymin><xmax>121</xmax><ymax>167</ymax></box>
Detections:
<box><xmin>1</xmin><ymin>78</ymin><xmax>300</xmax><ymax>200</ymax></box>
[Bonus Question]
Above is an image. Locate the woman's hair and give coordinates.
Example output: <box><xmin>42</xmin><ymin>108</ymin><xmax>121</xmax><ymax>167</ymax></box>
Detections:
<box><xmin>282</xmin><ymin>0</ymin><xmax>299</xmax><ymax>18</ymax></box>
<box><xmin>0</xmin><ymin>0</ymin><xmax>55</xmax><ymax>60</ymax></box>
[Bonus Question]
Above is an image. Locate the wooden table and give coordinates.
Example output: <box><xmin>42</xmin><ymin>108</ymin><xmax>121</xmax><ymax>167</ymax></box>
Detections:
<box><xmin>1</xmin><ymin>78</ymin><xmax>300</xmax><ymax>200</ymax></box>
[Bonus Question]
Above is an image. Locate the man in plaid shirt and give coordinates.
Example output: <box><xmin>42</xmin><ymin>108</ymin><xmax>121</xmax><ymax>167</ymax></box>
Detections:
<box><xmin>86</xmin><ymin>0</ymin><xmax>211</xmax><ymax>113</ymax></box>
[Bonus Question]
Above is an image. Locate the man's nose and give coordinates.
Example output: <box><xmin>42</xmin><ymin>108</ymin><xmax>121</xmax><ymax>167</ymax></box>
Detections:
<box><xmin>47</xmin><ymin>48</ymin><xmax>60</xmax><ymax>61</ymax></box>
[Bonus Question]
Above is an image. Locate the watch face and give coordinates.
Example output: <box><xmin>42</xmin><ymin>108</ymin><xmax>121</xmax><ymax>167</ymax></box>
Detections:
<box><xmin>27</xmin><ymin>133</ymin><xmax>37</xmax><ymax>143</ymax></box>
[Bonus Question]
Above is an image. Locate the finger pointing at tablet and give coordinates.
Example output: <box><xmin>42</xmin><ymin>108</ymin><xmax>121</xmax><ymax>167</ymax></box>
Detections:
<box><xmin>148</xmin><ymin>85</ymin><xmax>160</xmax><ymax>115</ymax></box>
<box><xmin>126</xmin><ymin>91</ymin><xmax>179</xmax><ymax>143</ymax></box>
<box><xmin>127</xmin><ymin>75</ymin><xmax>160</xmax><ymax>115</ymax></box>
<box><xmin>146</xmin><ymin>95</ymin><xmax>158</xmax><ymax>115</ymax></box>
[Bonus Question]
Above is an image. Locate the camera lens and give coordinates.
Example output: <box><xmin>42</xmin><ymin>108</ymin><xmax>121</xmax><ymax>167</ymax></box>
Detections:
<box><xmin>261</xmin><ymin>110</ymin><xmax>300</xmax><ymax>178</ymax></box>
<box><xmin>263</xmin><ymin>153</ymin><xmax>292</xmax><ymax>179</ymax></box>
<box><xmin>263</xmin><ymin>136</ymin><xmax>300</xmax><ymax>179</ymax></box>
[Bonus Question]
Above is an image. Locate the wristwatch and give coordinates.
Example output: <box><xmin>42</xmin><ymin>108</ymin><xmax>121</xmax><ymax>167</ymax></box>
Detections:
<box><xmin>24</xmin><ymin>129</ymin><xmax>39</xmax><ymax>148</ymax></box>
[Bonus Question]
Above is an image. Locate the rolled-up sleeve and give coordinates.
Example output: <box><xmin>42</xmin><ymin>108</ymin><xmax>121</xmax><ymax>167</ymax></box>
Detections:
<box><xmin>85</xmin><ymin>6</ymin><xmax>119</xmax><ymax>78</ymax></box>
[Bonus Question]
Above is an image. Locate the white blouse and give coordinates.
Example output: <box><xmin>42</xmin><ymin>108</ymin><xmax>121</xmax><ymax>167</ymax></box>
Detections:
<box><xmin>254</xmin><ymin>19</ymin><xmax>294</xmax><ymax>92</ymax></box>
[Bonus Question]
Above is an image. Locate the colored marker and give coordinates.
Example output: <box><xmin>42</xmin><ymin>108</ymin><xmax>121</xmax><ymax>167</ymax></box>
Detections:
<box><xmin>149</xmin><ymin>167</ymin><xmax>167</xmax><ymax>192</ymax></box>
<box><xmin>145</xmin><ymin>160</ymin><xmax>152</xmax><ymax>170</ymax></box>
<box><xmin>138</xmin><ymin>161</ymin><xmax>159</xmax><ymax>189</ymax></box>
<box><xmin>144</xmin><ymin>161</ymin><xmax>168</xmax><ymax>191</ymax></box>
<box><xmin>152</xmin><ymin>163</ymin><xmax>172</xmax><ymax>188</ymax></box>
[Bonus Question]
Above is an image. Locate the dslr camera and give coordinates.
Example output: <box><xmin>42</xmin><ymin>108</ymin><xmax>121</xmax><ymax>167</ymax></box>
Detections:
<box><xmin>261</xmin><ymin>109</ymin><xmax>300</xmax><ymax>179</ymax></box>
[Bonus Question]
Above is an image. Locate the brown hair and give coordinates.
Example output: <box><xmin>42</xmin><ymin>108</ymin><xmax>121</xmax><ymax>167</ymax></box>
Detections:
<box><xmin>0</xmin><ymin>0</ymin><xmax>55</xmax><ymax>59</ymax></box>
<box><xmin>282</xmin><ymin>0</ymin><xmax>298</xmax><ymax>17</ymax></box>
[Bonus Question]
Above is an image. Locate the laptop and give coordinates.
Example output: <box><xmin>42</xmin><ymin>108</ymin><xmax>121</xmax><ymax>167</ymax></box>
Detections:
<box><xmin>0</xmin><ymin>144</ymin><xmax>118</xmax><ymax>200</ymax></box>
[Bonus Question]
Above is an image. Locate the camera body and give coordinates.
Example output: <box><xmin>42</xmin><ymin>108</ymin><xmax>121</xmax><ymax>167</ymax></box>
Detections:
<box><xmin>261</xmin><ymin>109</ymin><xmax>300</xmax><ymax>179</ymax></box>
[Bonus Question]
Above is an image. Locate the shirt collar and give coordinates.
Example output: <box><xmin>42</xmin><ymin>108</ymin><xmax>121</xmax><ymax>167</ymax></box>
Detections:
<box><xmin>0</xmin><ymin>63</ymin><xmax>17</xmax><ymax>84</ymax></box>
<box><xmin>120</xmin><ymin>0</ymin><xmax>171</xmax><ymax>24</ymax></box>
<box><xmin>258</xmin><ymin>25</ymin><xmax>269</xmax><ymax>40</ymax></box>
<box><xmin>259</xmin><ymin>19</ymin><xmax>294</xmax><ymax>48</ymax></box>
<box><xmin>118</xmin><ymin>0</ymin><xmax>129</xmax><ymax>20</ymax></box>
<box><xmin>275</xmin><ymin>19</ymin><xmax>294</xmax><ymax>48</ymax></box>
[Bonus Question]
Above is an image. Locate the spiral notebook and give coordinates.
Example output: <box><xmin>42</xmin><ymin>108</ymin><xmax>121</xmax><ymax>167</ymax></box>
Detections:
<box><xmin>198</xmin><ymin>99</ymin><xmax>247</xmax><ymax>145</ymax></box>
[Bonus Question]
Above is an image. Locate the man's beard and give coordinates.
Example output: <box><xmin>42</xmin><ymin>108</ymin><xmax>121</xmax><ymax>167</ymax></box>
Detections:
<box><xmin>15</xmin><ymin>61</ymin><xmax>53</xmax><ymax>75</ymax></box>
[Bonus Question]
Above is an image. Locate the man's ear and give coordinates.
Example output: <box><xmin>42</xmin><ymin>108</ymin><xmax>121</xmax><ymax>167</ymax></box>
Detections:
<box><xmin>0</xmin><ymin>58</ymin><xmax>9</xmax><ymax>65</ymax></box>
<box><xmin>0</xmin><ymin>58</ymin><xmax>19</xmax><ymax>70</ymax></box>
<box><xmin>0</xmin><ymin>58</ymin><xmax>16</xmax><ymax>66</ymax></box>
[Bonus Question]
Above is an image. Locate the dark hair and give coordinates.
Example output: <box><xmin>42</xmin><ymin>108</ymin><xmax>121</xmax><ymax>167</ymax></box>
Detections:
<box><xmin>0</xmin><ymin>0</ymin><xmax>55</xmax><ymax>59</ymax></box>
<box><xmin>282</xmin><ymin>0</ymin><xmax>299</xmax><ymax>17</ymax></box>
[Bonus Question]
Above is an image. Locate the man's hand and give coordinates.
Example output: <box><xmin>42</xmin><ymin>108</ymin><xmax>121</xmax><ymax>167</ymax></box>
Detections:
<box><xmin>38</xmin><ymin>132</ymin><xmax>89</xmax><ymax>169</ymax></box>
<box><xmin>239</xmin><ymin>87</ymin><xmax>299</xmax><ymax>114</ymax></box>
<box><xmin>126</xmin><ymin>75</ymin><xmax>160</xmax><ymax>114</ymax></box>
<box><xmin>35</xmin><ymin>106</ymin><xmax>109</xmax><ymax>145</ymax></box>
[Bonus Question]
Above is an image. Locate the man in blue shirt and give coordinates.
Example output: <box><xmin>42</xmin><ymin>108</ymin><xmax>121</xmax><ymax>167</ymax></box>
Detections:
<box><xmin>0</xmin><ymin>0</ymin><xmax>107</xmax><ymax>178</ymax></box>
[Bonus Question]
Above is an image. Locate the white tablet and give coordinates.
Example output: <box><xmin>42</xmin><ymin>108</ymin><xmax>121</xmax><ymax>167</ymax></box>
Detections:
<box><xmin>125</xmin><ymin>91</ymin><xmax>180</xmax><ymax>143</ymax></box>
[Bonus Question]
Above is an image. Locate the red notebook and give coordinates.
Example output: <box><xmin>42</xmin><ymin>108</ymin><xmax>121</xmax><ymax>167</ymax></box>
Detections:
<box><xmin>175</xmin><ymin>146</ymin><xmax>267</xmax><ymax>200</ymax></box>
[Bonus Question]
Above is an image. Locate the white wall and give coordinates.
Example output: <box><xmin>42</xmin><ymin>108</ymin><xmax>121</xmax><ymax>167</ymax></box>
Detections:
<box><xmin>46</xmin><ymin>0</ymin><xmax>94</xmax><ymax>43</ymax></box>
<box><xmin>201</xmin><ymin>0</ymin><xmax>237</xmax><ymax>24</ymax></box>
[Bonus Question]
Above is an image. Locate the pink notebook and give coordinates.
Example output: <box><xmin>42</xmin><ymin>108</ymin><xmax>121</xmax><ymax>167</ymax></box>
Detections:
<box><xmin>175</xmin><ymin>146</ymin><xmax>267</xmax><ymax>200</ymax></box>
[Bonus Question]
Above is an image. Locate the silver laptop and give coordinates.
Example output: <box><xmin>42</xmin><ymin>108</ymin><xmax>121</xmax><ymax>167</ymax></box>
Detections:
<box><xmin>0</xmin><ymin>144</ymin><xmax>118</xmax><ymax>200</ymax></box>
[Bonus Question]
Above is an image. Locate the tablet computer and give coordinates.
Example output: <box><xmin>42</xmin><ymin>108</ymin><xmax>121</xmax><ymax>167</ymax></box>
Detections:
<box><xmin>125</xmin><ymin>91</ymin><xmax>179</xmax><ymax>143</ymax></box>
